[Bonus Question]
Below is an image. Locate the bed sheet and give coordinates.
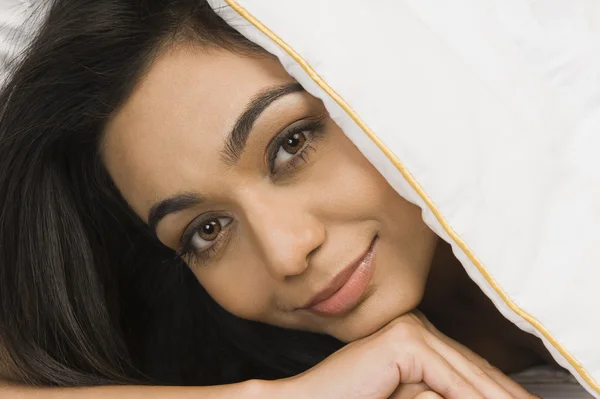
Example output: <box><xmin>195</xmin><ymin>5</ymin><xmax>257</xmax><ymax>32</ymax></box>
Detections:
<box><xmin>512</xmin><ymin>366</ymin><xmax>593</xmax><ymax>398</ymax></box>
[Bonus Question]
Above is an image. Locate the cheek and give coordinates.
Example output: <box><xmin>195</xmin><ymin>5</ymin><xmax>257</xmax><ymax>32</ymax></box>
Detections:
<box><xmin>189</xmin><ymin>252</ymin><xmax>275</xmax><ymax>322</ymax></box>
<box><xmin>328</xmin><ymin>130</ymin><xmax>437</xmax><ymax>273</ymax></box>
<box><xmin>314</xmin><ymin>132</ymin><xmax>392</xmax><ymax>215</ymax></box>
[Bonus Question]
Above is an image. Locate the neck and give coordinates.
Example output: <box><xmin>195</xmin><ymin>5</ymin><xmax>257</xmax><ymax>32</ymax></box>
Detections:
<box><xmin>419</xmin><ymin>240</ymin><xmax>555</xmax><ymax>373</ymax></box>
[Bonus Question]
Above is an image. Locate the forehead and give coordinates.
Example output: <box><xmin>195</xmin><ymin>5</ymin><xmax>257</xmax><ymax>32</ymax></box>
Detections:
<box><xmin>102</xmin><ymin>45</ymin><xmax>294</xmax><ymax>218</ymax></box>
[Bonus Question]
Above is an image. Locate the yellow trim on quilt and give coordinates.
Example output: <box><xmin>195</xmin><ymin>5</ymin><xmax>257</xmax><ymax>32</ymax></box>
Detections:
<box><xmin>223</xmin><ymin>0</ymin><xmax>600</xmax><ymax>394</ymax></box>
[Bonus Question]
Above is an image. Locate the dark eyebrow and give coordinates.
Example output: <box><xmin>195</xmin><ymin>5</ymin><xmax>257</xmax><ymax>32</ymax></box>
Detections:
<box><xmin>221</xmin><ymin>82</ymin><xmax>304</xmax><ymax>165</ymax></box>
<box><xmin>148</xmin><ymin>192</ymin><xmax>205</xmax><ymax>235</ymax></box>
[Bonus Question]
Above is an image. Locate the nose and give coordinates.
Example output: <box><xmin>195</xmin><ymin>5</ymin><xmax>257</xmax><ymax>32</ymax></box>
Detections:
<box><xmin>243</xmin><ymin>191</ymin><xmax>325</xmax><ymax>281</ymax></box>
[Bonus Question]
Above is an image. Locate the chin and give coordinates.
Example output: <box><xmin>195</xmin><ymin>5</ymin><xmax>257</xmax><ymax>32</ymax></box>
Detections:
<box><xmin>328</xmin><ymin>286</ymin><xmax>425</xmax><ymax>343</ymax></box>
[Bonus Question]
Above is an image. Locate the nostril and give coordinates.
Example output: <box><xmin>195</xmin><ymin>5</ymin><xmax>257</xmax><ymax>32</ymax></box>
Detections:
<box><xmin>306</xmin><ymin>242</ymin><xmax>322</xmax><ymax>264</ymax></box>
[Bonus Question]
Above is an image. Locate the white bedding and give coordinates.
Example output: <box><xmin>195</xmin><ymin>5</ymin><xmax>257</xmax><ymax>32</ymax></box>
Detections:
<box><xmin>0</xmin><ymin>0</ymin><xmax>45</xmax><ymax>85</ymax></box>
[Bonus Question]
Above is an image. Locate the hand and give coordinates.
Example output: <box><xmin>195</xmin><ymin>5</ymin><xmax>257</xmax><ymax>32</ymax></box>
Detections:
<box><xmin>279</xmin><ymin>311</ymin><xmax>538</xmax><ymax>399</ymax></box>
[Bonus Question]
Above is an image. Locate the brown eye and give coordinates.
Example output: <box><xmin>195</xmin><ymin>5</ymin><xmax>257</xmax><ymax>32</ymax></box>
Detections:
<box><xmin>198</xmin><ymin>220</ymin><xmax>221</xmax><ymax>241</ymax></box>
<box><xmin>189</xmin><ymin>217</ymin><xmax>233</xmax><ymax>253</ymax></box>
<box><xmin>281</xmin><ymin>131</ymin><xmax>307</xmax><ymax>154</ymax></box>
<box><xmin>271</xmin><ymin>125</ymin><xmax>318</xmax><ymax>170</ymax></box>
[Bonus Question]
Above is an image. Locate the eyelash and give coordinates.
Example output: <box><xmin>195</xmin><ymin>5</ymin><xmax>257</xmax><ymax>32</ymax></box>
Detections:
<box><xmin>175</xmin><ymin>212</ymin><xmax>231</xmax><ymax>265</ymax></box>
<box><xmin>176</xmin><ymin>117</ymin><xmax>327</xmax><ymax>266</ymax></box>
<box><xmin>267</xmin><ymin>118</ymin><xmax>326</xmax><ymax>176</ymax></box>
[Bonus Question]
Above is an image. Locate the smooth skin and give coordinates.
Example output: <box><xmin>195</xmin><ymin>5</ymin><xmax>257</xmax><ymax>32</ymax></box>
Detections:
<box><xmin>0</xmin><ymin>44</ymin><xmax>541</xmax><ymax>397</ymax></box>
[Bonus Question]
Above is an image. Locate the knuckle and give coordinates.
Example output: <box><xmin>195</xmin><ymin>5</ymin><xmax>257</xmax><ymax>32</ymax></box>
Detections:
<box><xmin>470</xmin><ymin>363</ymin><xmax>487</xmax><ymax>378</ymax></box>
<box><xmin>477</xmin><ymin>356</ymin><xmax>495</xmax><ymax>371</ymax></box>
<box><xmin>442</xmin><ymin>373</ymin><xmax>474</xmax><ymax>398</ymax></box>
<box><xmin>451</xmin><ymin>373</ymin><xmax>468</xmax><ymax>390</ymax></box>
<box><xmin>479</xmin><ymin>359</ymin><xmax>507</xmax><ymax>378</ymax></box>
<box><xmin>386</xmin><ymin>321</ymin><xmax>422</xmax><ymax>342</ymax></box>
<box><xmin>397</xmin><ymin>351</ymin><xmax>422</xmax><ymax>383</ymax></box>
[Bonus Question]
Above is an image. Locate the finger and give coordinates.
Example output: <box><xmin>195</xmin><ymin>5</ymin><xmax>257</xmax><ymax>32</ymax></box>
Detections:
<box><xmin>445</xmin><ymin>340</ymin><xmax>535</xmax><ymax>399</ymax></box>
<box><xmin>425</xmin><ymin>334</ymin><xmax>515</xmax><ymax>399</ymax></box>
<box><xmin>389</xmin><ymin>382</ymin><xmax>429</xmax><ymax>399</ymax></box>
<box><xmin>411</xmin><ymin>345</ymin><xmax>483</xmax><ymax>399</ymax></box>
<box><xmin>449</xmin><ymin>342</ymin><xmax>535</xmax><ymax>399</ymax></box>
<box><xmin>414</xmin><ymin>392</ymin><xmax>443</xmax><ymax>399</ymax></box>
<box><xmin>420</xmin><ymin>318</ymin><xmax>535</xmax><ymax>399</ymax></box>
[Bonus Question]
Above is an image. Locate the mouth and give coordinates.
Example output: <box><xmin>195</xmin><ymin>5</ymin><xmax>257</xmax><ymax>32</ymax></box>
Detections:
<box><xmin>301</xmin><ymin>235</ymin><xmax>378</xmax><ymax>316</ymax></box>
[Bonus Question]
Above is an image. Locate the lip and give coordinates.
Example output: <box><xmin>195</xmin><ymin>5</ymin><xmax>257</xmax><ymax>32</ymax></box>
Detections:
<box><xmin>302</xmin><ymin>235</ymin><xmax>378</xmax><ymax>316</ymax></box>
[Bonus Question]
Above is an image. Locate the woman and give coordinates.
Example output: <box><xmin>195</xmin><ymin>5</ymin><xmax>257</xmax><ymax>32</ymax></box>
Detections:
<box><xmin>0</xmin><ymin>0</ymin><xmax>548</xmax><ymax>397</ymax></box>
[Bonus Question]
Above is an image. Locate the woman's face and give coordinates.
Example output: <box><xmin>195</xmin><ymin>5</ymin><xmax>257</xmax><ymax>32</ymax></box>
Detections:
<box><xmin>102</xmin><ymin>45</ymin><xmax>438</xmax><ymax>342</ymax></box>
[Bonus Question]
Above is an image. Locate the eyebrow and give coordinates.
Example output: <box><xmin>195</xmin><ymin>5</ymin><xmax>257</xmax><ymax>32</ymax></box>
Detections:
<box><xmin>221</xmin><ymin>82</ymin><xmax>304</xmax><ymax>165</ymax></box>
<box><xmin>148</xmin><ymin>192</ymin><xmax>205</xmax><ymax>235</ymax></box>
<box><xmin>148</xmin><ymin>82</ymin><xmax>304</xmax><ymax>235</ymax></box>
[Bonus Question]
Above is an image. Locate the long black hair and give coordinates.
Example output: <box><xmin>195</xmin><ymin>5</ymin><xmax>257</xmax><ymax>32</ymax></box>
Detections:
<box><xmin>0</xmin><ymin>0</ymin><xmax>342</xmax><ymax>387</ymax></box>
